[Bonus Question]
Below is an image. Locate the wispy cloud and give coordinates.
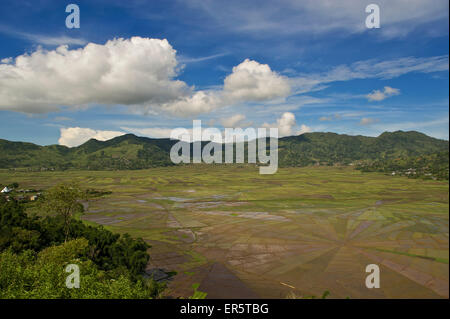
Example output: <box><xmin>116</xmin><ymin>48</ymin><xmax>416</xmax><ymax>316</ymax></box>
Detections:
<box><xmin>291</xmin><ymin>55</ymin><xmax>449</xmax><ymax>94</ymax></box>
<box><xmin>54</xmin><ymin>116</ymin><xmax>73</xmax><ymax>121</ymax></box>
<box><xmin>319</xmin><ymin>114</ymin><xmax>342</xmax><ymax>121</ymax></box>
<box><xmin>0</xmin><ymin>25</ymin><xmax>87</xmax><ymax>46</ymax></box>
<box><xmin>372</xmin><ymin>117</ymin><xmax>449</xmax><ymax>131</ymax></box>
<box><xmin>178</xmin><ymin>52</ymin><xmax>229</xmax><ymax>63</ymax></box>
<box><xmin>188</xmin><ymin>0</ymin><xmax>449</xmax><ymax>39</ymax></box>
<box><xmin>370</xmin><ymin>117</ymin><xmax>450</xmax><ymax>140</ymax></box>
<box><xmin>359</xmin><ymin>117</ymin><xmax>379</xmax><ymax>125</ymax></box>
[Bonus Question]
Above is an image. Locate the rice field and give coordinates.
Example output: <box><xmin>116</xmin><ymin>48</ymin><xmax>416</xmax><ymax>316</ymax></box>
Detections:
<box><xmin>1</xmin><ymin>165</ymin><xmax>448</xmax><ymax>298</ymax></box>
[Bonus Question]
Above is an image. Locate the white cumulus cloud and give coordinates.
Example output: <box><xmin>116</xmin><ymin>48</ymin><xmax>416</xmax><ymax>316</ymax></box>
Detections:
<box><xmin>0</xmin><ymin>39</ymin><xmax>291</xmax><ymax>117</ymax></box>
<box><xmin>0</xmin><ymin>37</ymin><xmax>187</xmax><ymax>114</ymax></box>
<box><xmin>366</xmin><ymin>86</ymin><xmax>400</xmax><ymax>101</ymax></box>
<box><xmin>220</xmin><ymin>114</ymin><xmax>246</xmax><ymax>127</ymax></box>
<box><xmin>223</xmin><ymin>59</ymin><xmax>290</xmax><ymax>102</ymax></box>
<box><xmin>160</xmin><ymin>59</ymin><xmax>291</xmax><ymax>116</ymax></box>
<box><xmin>263</xmin><ymin>112</ymin><xmax>301</xmax><ymax>137</ymax></box>
<box><xmin>120</xmin><ymin>127</ymin><xmax>178</xmax><ymax>139</ymax></box>
<box><xmin>297</xmin><ymin>124</ymin><xmax>312</xmax><ymax>135</ymax></box>
<box><xmin>58</xmin><ymin>127</ymin><xmax>125</xmax><ymax>147</ymax></box>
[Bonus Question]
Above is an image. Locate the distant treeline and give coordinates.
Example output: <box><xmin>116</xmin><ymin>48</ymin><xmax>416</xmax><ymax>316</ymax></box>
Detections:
<box><xmin>356</xmin><ymin>150</ymin><xmax>449</xmax><ymax>180</ymax></box>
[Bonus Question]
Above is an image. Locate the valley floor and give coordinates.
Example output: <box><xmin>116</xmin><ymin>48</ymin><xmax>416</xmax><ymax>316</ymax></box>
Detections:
<box><xmin>1</xmin><ymin>165</ymin><xmax>448</xmax><ymax>298</ymax></box>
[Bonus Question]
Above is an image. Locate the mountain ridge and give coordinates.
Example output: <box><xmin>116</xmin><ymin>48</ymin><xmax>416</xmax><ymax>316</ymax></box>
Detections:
<box><xmin>0</xmin><ymin>130</ymin><xmax>448</xmax><ymax>171</ymax></box>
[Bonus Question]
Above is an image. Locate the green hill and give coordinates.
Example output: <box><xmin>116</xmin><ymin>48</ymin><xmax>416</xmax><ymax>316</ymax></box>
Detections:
<box><xmin>356</xmin><ymin>150</ymin><xmax>449</xmax><ymax>180</ymax></box>
<box><xmin>0</xmin><ymin>135</ymin><xmax>176</xmax><ymax>170</ymax></box>
<box><xmin>278</xmin><ymin>131</ymin><xmax>449</xmax><ymax>166</ymax></box>
<box><xmin>0</xmin><ymin>131</ymin><xmax>448</xmax><ymax>175</ymax></box>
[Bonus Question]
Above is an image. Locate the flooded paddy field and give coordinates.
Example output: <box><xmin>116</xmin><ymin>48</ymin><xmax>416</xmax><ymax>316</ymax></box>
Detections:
<box><xmin>1</xmin><ymin>165</ymin><xmax>448</xmax><ymax>298</ymax></box>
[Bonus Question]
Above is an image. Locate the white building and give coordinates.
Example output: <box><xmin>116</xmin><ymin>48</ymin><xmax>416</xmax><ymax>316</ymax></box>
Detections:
<box><xmin>1</xmin><ymin>186</ymin><xmax>11</xmax><ymax>193</ymax></box>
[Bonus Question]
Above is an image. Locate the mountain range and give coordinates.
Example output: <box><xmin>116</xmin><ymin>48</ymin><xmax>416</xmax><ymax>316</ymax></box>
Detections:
<box><xmin>0</xmin><ymin>131</ymin><xmax>448</xmax><ymax>172</ymax></box>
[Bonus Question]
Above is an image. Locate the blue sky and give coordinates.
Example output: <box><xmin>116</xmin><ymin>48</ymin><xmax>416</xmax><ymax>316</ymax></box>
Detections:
<box><xmin>0</xmin><ymin>0</ymin><xmax>448</xmax><ymax>146</ymax></box>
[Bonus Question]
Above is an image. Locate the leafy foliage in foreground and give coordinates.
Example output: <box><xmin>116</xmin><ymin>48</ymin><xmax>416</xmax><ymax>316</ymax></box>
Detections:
<box><xmin>0</xmin><ymin>200</ymin><xmax>162</xmax><ymax>298</ymax></box>
<box><xmin>0</xmin><ymin>238</ymin><xmax>161</xmax><ymax>298</ymax></box>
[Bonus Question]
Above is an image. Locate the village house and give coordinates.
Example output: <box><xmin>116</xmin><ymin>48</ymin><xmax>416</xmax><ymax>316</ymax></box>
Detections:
<box><xmin>1</xmin><ymin>186</ymin><xmax>11</xmax><ymax>194</ymax></box>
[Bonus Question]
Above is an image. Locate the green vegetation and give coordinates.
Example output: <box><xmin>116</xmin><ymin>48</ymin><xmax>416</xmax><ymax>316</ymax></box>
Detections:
<box><xmin>0</xmin><ymin>186</ymin><xmax>164</xmax><ymax>299</ymax></box>
<box><xmin>0</xmin><ymin>238</ymin><xmax>161</xmax><ymax>298</ymax></box>
<box><xmin>0</xmin><ymin>134</ymin><xmax>175</xmax><ymax>170</ymax></box>
<box><xmin>356</xmin><ymin>150</ymin><xmax>449</xmax><ymax>180</ymax></box>
<box><xmin>372</xmin><ymin>248</ymin><xmax>449</xmax><ymax>264</ymax></box>
<box><xmin>0</xmin><ymin>165</ymin><xmax>447</xmax><ymax>298</ymax></box>
<box><xmin>279</xmin><ymin>131</ymin><xmax>448</xmax><ymax>167</ymax></box>
<box><xmin>1</xmin><ymin>131</ymin><xmax>447</xmax><ymax>171</ymax></box>
<box><xmin>40</xmin><ymin>183</ymin><xmax>86</xmax><ymax>241</ymax></box>
<box><xmin>286</xmin><ymin>290</ymin><xmax>331</xmax><ymax>299</ymax></box>
<box><xmin>189</xmin><ymin>283</ymin><xmax>207</xmax><ymax>299</ymax></box>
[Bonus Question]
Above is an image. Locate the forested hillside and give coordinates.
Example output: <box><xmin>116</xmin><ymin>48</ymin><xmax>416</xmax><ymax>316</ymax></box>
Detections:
<box><xmin>1</xmin><ymin>131</ymin><xmax>448</xmax><ymax>175</ymax></box>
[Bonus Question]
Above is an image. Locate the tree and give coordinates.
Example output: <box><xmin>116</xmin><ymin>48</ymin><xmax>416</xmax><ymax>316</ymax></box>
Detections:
<box><xmin>7</xmin><ymin>182</ymin><xmax>19</xmax><ymax>189</ymax></box>
<box><xmin>0</xmin><ymin>239</ymin><xmax>163</xmax><ymax>298</ymax></box>
<box><xmin>41</xmin><ymin>183</ymin><xmax>86</xmax><ymax>242</ymax></box>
